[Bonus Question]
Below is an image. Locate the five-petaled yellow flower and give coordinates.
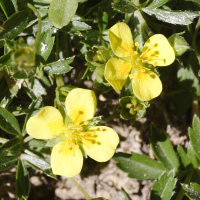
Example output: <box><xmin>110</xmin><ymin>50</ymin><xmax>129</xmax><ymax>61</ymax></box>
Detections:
<box><xmin>26</xmin><ymin>88</ymin><xmax>119</xmax><ymax>177</ymax></box>
<box><xmin>104</xmin><ymin>22</ymin><xmax>175</xmax><ymax>101</ymax></box>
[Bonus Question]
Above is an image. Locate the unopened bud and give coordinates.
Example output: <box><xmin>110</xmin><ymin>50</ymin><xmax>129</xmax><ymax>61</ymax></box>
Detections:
<box><xmin>134</xmin><ymin>104</ymin><xmax>143</xmax><ymax>111</ymax></box>
<box><xmin>129</xmin><ymin>108</ymin><xmax>136</xmax><ymax>115</ymax></box>
<box><xmin>131</xmin><ymin>98</ymin><xmax>137</xmax><ymax>106</ymax></box>
<box><xmin>126</xmin><ymin>103</ymin><xmax>132</xmax><ymax>109</ymax></box>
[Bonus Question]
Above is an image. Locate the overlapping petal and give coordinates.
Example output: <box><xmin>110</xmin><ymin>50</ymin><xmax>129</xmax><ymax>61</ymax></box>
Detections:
<box><xmin>104</xmin><ymin>58</ymin><xmax>132</xmax><ymax>91</ymax></box>
<box><xmin>142</xmin><ymin>34</ymin><xmax>175</xmax><ymax>66</ymax></box>
<box><xmin>26</xmin><ymin>106</ymin><xmax>64</xmax><ymax>139</ymax></box>
<box><xmin>65</xmin><ymin>88</ymin><xmax>97</xmax><ymax>124</ymax></box>
<box><xmin>131</xmin><ymin>68</ymin><xmax>162</xmax><ymax>101</ymax></box>
<box><xmin>83</xmin><ymin>126</ymin><xmax>119</xmax><ymax>162</ymax></box>
<box><xmin>109</xmin><ymin>22</ymin><xmax>134</xmax><ymax>57</ymax></box>
<box><xmin>51</xmin><ymin>142</ymin><xmax>83</xmax><ymax>177</ymax></box>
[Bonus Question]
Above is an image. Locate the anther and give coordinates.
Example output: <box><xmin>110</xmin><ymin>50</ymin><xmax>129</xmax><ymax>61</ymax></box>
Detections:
<box><xmin>135</xmin><ymin>42</ymin><xmax>140</xmax><ymax>47</ymax></box>
<box><xmin>129</xmin><ymin>74</ymin><xmax>134</xmax><ymax>79</ymax></box>
<box><xmin>141</xmin><ymin>68</ymin><xmax>145</xmax><ymax>73</ymax></box>
<box><xmin>153</xmin><ymin>61</ymin><xmax>157</xmax><ymax>67</ymax></box>
<box><xmin>84</xmin><ymin>121</ymin><xmax>89</xmax><ymax>125</ymax></box>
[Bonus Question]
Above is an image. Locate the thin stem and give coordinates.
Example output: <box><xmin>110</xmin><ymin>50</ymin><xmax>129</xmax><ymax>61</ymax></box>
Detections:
<box><xmin>69</xmin><ymin>177</ymin><xmax>92</xmax><ymax>200</ymax></box>
<box><xmin>192</xmin><ymin>17</ymin><xmax>200</xmax><ymax>65</ymax></box>
<box><xmin>55</xmin><ymin>31</ymin><xmax>64</xmax><ymax>86</ymax></box>
<box><xmin>27</xmin><ymin>3</ymin><xmax>42</xmax><ymax>50</ymax></box>
<box><xmin>175</xmin><ymin>170</ymin><xmax>194</xmax><ymax>200</ymax></box>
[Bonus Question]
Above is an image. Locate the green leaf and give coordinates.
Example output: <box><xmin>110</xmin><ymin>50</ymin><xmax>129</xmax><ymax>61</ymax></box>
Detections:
<box><xmin>122</xmin><ymin>188</ymin><xmax>132</xmax><ymax>200</ymax></box>
<box><xmin>43</xmin><ymin>57</ymin><xmax>73</xmax><ymax>75</ymax></box>
<box><xmin>147</xmin><ymin>0</ymin><xmax>169</xmax><ymax>9</ymax></box>
<box><xmin>177</xmin><ymin>145</ymin><xmax>191</xmax><ymax>169</ymax></box>
<box><xmin>0</xmin><ymin>10</ymin><xmax>29</xmax><ymax>39</ymax></box>
<box><xmin>142</xmin><ymin>8</ymin><xmax>199</xmax><ymax>25</ymax></box>
<box><xmin>27</xmin><ymin>139</ymin><xmax>46</xmax><ymax>147</ymax></box>
<box><xmin>49</xmin><ymin>0</ymin><xmax>78</xmax><ymax>29</ymax></box>
<box><xmin>36</xmin><ymin>28</ymin><xmax>55</xmax><ymax>62</ymax></box>
<box><xmin>189</xmin><ymin>115</ymin><xmax>200</xmax><ymax>160</ymax></box>
<box><xmin>90</xmin><ymin>198</ymin><xmax>107</xmax><ymax>200</ymax></box>
<box><xmin>0</xmin><ymin>137</ymin><xmax>20</xmax><ymax>171</ymax></box>
<box><xmin>113</xmin><ymin>152</ymin><xmax>165</xmax><ymax>180</ymax></box>
<box><xmin>150</xmin><ymin>170</ymin><xmax>177</xmax><ymax>200</ymax></box>
<box><xmin>182</xmin><ymin>183</ymin><xmax>200</xmax><ymax>199</ymax></box>
<box><xmin>184</xmin><ymin>0</ymin><xmax>200</xmax><ymax>4</ymax></box>
<box><xmin>46</xmin><ymin>135</ymin><xmax>66</xmax><ymax>147</ymax></box>
<box><xmin>113</xmin><ymin>0</ymin><xmax>137</xmax><ymax>13</ymax></box>
<box><xmin>0</xmin><ymin>51</ymin><xmax>12</xmax><ymax>71</ymax></box>
<box><xmin>150</xmin><ymin>126</ymin><xmax>180</xmax><ymax>173</ymax></box>
<box><xmin>32</xmin><ymin>79</ymin><xmax>47</xmax><ymax>97</ymax></box>
<box><xmin>16</xmin><ymin>159</ymin><xmax>30</xmax><ymax>200</ymax></box>
<box><xmin>168</xmin><ymin>33</ymin><xmax>190</xmax><ymax>56</ymax></box>
<box><xmin>12</xmin><ymin>69</ymin><xmax>36</xmax><ymax>79</ymax></box>
<box><xmin>0</xmin><ymin>107</ymin><xmax>21</xmax><ymax>135</ymax></box>
<box><xmin>97</xmin><ymin>7</ymin><xmax>108</xmax><ymax>32</ymax></box>
<box><xmin>0</xmin><ymin>0</ymin><xmax>16</xmax><ymax>18</ymax></box>
<box><xmin>187</xmin><ymin>142</ymin><xmax>198</xmax><ymax>169</ymax></box>
<box><xmin>22</xmin><ymin>154</ymin><xmax>55</xmax><ymax>178</ymax></box>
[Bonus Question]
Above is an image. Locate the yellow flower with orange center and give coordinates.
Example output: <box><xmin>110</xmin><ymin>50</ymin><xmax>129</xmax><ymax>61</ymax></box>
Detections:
<box><xmin>26</xmin><ymin>88</ymin><xmax>119</xmax><ymax>177</ymax></box>
<box><xmin>104</xmin><ymin>22</ymin><xmax>175</xmax><ymax>101</ymax></box>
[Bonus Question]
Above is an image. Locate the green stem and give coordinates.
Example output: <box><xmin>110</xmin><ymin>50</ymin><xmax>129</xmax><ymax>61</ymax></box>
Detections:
<box><xmin>69</xmin><ymin>178</ymin><xmax>92</xmax><ymax>200</ymax></box>
<box><xmin>55</xmin><ymin>31</ymin><xmax>64</xmax><ymax>86</ymax></box>
<box><xmin>175</xmin><ymin>170</ymin><xmax>194</xmax><ymax>200</ymax></box>
<box><xmin>192</xmin><ymin>17</ymin><xmax>200</xmax><ymax>65</ymax></box>
<box><xmin>27</xmin><ymin>3</ymin><xmax>42</xmax><ymax>50</ymax></box>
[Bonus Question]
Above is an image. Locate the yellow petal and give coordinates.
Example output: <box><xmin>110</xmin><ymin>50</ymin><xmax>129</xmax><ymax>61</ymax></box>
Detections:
<box><xmin>83</xmin><ymin>126</ymin><xmax>119</xmax><ymax>162</ymax></box>
<box><xmin>131</xmin><ymin>68</ymin><xmax>162</xmax><ymax>101</ymax></box>
<box><xmin>26</xmin><ymin>106</ymin><xmax>64</xmax><ymax>139</ymax></box>
<box><xmin>105</xmin><ymin>58</ymin><xmax>132</xmax><ymax>91</ymax></box>
<box><xmin>51</xmin><ymin>142</ymin><xmax>83</xmax><ymax>177</ymax></box>
<box><xmin>141</xmin><ymin>34</ymin><xmax>175</xmax><ymax>66</ymax></box>
<box><xmin>109</xmin><ymin>22</ymin><xmax>134</xmax><ymax>57</ymax></box>
<box><xmin>65</xmin><ymin>88</ymin><xmax>96</xmax><ymax>124</ymax></box>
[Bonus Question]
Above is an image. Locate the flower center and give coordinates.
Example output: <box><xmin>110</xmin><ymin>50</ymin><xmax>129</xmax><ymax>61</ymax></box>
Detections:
<box><xmin>60</xmin><ymin>122</ymin><xmax>100</xmax><ymax>151</ymax></box>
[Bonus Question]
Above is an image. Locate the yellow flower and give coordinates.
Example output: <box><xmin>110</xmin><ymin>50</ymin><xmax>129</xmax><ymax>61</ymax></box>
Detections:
<box><xmin>26</xmin><ymin>88</ymin><xmax>119</xmax><ymax>177</ymax></box>
<box><xmin>104</xmin><ymin>22</ymin><xmax>175</xmax><ymax>101</ymax></box>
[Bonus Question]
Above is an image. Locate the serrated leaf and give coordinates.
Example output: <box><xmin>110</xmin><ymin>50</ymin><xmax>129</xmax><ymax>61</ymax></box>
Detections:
<box><xmin>182</xmin><ymin>183</ymin><xmax>200</xmax><ymax>199</ymax></box>
<box><xmin>187</xmin><ymin>142</ymin><xmax>198</xmax><ymax>169</ymax></box>
<box><xmin>113</xmin><ymin>0</ymin><xmax>137</xmax><ymax>13</ymax></box>
<box><xmin>46</xmin><ymin>135</ymin><xmax>66</xmax><ymax>147</ymax></box>
<box><xmin>43</xmin><ymin>57</ymin><xmax>73</xmax><ymax>75</ymax></box>
<box><xmin>49</xmin><ymin>0</ymin><xmax>78</xmax><ymax>29</ymax></box>
<box><xmin>150</xmin><ymin>126</ymin><xmax>180</xmax><ymax>173</ymax></box>
<box><xmin>0</xmin><ymin>107</ymin><xmax>21</xmax><ymax>135</ymax></box>
<box><xmin>0</xmin><ymin>10</ymin><xmax>29</xmax><ymax>39</ymax></box>
<box><xmin>142</xmin><ymin>8</ymin><xmax>199</xmax><ymax>25</ymax></box>
<box><xmin>150</xmin><ymin>170</ymin><xmax>177</xmax><ymax>200</ymax></box>
<box><xmin>168</xmin><ymin>34</ymin><xmax>190</xmax><ymax>56</ymax></box>
<box><xmin>147</xmin><ymin>0</ymin><xmax>169</xmax><ymax>9</ymax></box>
<box><xmin>16</xmin><ymin>159</ymin><xmax>30</xmax><ymax>200</ymax></box>
<box><xmin>36</xmin><ymin>28</ymin><xmax>55</xmax><ymax>62</ymax></box>
<box><xmin>22</xmin><ymin>154</ymin><xmax>55</xmax><ymax>178</ymax></box>
<box><xmin>189</xmin><ymin>115</ymin><xmax>200</xmax><ymax>160</ymax></box>
<box><xmin>177</xmin><ymin>145</ymin><xmax>190</xmax><ymax>169</ymax></box>
<box><xmin>113</xmin><ymin>152</ymin><xmax>165</xmax><ymax>180</ymax></box>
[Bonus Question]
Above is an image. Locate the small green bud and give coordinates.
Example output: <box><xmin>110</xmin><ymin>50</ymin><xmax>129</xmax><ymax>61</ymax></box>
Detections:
<box><xmin>126</xmin><ymin>103</ymin><xmax>132</xmax><ymax>109</ymax></box>
<box><xmin>131</xmin><ymin>98</ymin><xmax>137</xmax><ymax>106</ymax></box>
<box><xmin>134</xmin><ymin>104</ymin><xmax>143</xmax><ymax>111</ymax></box>
<box><xmin>129</xmin><ymin>108</ymin><xmax>136</xmax><ymax>115</ymax></box>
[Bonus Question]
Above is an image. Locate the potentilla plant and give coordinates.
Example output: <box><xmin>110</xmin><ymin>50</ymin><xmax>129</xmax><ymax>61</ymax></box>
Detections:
<box><xmin>104</xmin><ymin>22</ymin><xmax>175</xmax><ymax>101</ymax></box>
<box><xmin>26</xmin><ymin>88</ymin><xmax>119</xmax><ymax>178</ymax></box>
